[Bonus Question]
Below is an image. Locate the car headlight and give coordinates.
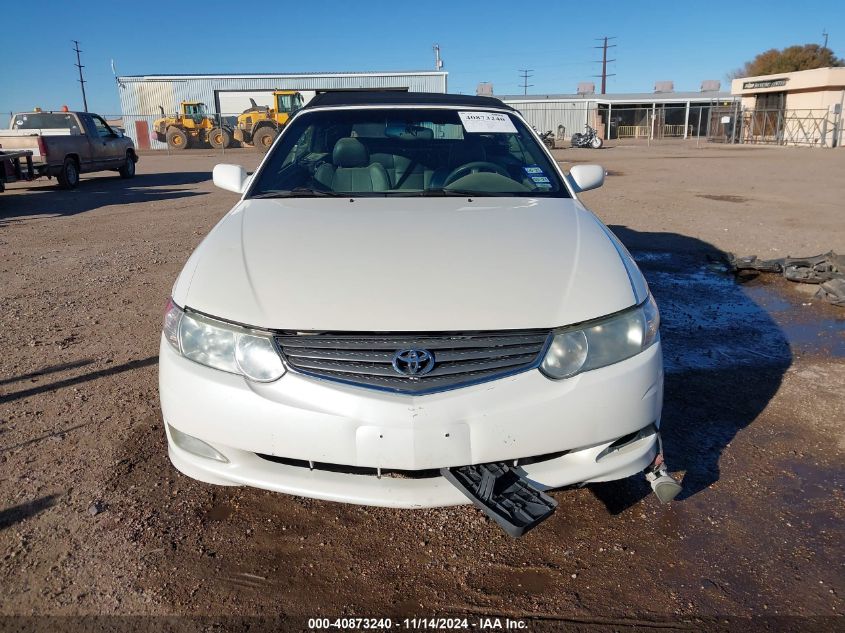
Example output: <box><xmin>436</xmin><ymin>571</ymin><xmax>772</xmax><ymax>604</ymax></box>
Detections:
<box><xmin>540</xmin><ymin>294</ymin><xmax>660</xmax><ymax>380</ymax></box>
<box><xmin>162</xmin><ymin>299</ymin><xmax>285</xmax><ymax>382</ymax></box>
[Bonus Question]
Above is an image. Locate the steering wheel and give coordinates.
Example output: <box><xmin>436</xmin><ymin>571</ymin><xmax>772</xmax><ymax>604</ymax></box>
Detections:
<box><xmin>443</xmin><ymin>161</ymin><xmax>509</xmax><ymax>187</ymax></box>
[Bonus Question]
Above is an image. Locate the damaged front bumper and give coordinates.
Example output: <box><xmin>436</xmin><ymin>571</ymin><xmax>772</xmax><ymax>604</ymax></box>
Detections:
<box><xmin>159</xmin><ymin>336</ymin><xmax>664</xmax><ymax>508</ymax></box>
<box><xmin>166</xmin><ymin>422</ymin><xmax>659</xmax><ymax>508</ymax></box>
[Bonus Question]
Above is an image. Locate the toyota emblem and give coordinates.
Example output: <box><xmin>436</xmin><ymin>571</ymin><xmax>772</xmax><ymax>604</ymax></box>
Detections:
<box><xmin>391</xmin><ymin>349</ymin><xmax>435</xmax><ymax>377</ymax></box>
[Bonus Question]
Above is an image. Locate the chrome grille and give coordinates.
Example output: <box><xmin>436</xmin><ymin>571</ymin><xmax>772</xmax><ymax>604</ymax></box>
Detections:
<box><xmin>275</xmin><ymin>330</ymin><xmax>551</xmax><ymax>394</ymax></box>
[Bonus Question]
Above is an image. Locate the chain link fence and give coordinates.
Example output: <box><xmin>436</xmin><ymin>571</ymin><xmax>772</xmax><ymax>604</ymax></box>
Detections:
<box><xmin>101</xmin><ymin>112</ymin><xmax>262</xmax><ymax>155</ymax></box>
<box><xmin>5</xmin><ymin>104</ymin><xmax>842</xmax><ymax>153</ymax></box>
<box><xmin>706</xmin><ymin>105</ymin><xmax>843</xmax><ymax>147</ymax></box>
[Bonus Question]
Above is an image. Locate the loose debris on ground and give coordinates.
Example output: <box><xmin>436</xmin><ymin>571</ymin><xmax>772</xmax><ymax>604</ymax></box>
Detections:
<box><xmin>729</xmin><ymin>251</ymin><xmax>845</xmax><ymax>307</ymax></box>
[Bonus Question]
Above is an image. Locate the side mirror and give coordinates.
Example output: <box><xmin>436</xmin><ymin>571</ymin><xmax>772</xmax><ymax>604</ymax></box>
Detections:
<box><xmin>213</xmin><ymin>164</ymin><xmax>251</xmax><ymax>194</ymax></box>
<box><xmin>569</xmin><ymin>164</ymin><xmax>605</xmax><ymax>193</ymax></box>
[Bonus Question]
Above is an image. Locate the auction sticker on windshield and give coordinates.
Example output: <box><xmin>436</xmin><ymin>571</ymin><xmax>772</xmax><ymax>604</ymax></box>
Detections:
<box><xmin>459</xmin><ymin>111</ymin><xmax>517</xmax><ymax>134</ymax></box>
<box><xmin>524</xmin><ymin>164</ymin><xmax>552</xmax><ymax>188</ymax></box>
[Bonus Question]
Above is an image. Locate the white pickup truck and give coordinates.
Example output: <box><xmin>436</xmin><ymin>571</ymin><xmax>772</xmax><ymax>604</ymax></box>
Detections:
<box><xmin>0</xmin><ymin>109</ymin><xmax>138</xmax><ymax>189</ymax></box>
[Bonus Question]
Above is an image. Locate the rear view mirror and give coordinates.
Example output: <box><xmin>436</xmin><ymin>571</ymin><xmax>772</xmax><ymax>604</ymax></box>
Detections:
<box><xmin>385</xmin><ymin>123</ymin><xmax>432</xmax><ymax>139</ymax></box>
<box><xmin>213</xmin><ymin>164</ymin><xmax>251</xmax><ymax>194</ymax></box>
<box><xmin>569</xmin><ymin>164</ymin><xmax>605</xmax><ymax>192</ymax></box>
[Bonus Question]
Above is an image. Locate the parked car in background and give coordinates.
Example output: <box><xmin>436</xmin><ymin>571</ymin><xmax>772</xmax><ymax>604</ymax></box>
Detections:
<box><xmin>0</xmin><ymin>108</ymin><xmax>138</xmax><ymax>188</ymax></box>
<box><xmin>159</xmin><ymin>92</ymin><xmax>676</xmax><ymax>534</ymax></box>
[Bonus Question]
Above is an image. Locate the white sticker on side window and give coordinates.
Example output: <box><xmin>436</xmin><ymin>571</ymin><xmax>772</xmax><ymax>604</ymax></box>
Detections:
<box><xmin>458</xmin><ymin>111</ymin><xmax>517</xmax><ymax>134</ymax></box>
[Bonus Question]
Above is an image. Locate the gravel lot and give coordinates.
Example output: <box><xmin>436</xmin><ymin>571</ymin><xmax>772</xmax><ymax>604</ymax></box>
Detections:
<box><xmin>1</xmin><ymin>144</ymin><xmax>843</xmax><ymax>631</ymax></box>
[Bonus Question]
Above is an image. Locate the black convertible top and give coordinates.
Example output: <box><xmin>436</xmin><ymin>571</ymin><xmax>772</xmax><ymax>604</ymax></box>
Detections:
<box><xmin>302</xmin><ymin>91</ymin><xmax>515</xmax><ymax>111</ymax></box>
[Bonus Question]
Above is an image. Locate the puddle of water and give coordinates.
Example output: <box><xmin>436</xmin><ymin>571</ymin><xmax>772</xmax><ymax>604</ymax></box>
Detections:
<box><xmin>631</xmin><ymin>250</ymin><xmax>845</xmax><ymax>372</ymax></box>
<box><xmin>742</xmin><ymin>278</ymin><xmax>845</xmax><ymax>358</ymax></box>
<box><xmin>631</xmin><ymin>251</ymin><xmax>673</xmax><ymax>263</ymax></box>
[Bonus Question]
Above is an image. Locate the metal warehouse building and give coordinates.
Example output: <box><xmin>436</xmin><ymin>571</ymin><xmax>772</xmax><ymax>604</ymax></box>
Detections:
<box><xmin>502</xmin><ymin>86</ymin><xmax>737</xmax><ymax>142</ymax></box>
<box><xmin>116</xmin><ymin>70</ymin><xmax>448</xmax><ymax>149</ymax></box>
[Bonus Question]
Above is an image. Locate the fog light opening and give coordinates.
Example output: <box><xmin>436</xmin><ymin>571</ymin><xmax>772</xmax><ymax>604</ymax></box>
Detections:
<box><xmin>168</xmin><ymin>424</ymin><xmax>229</xmax><ymax>463</ymax></box>
<box><xmin>595</xmin><ymin>423</ymin><xmax>657</xmax><ymax>462</ymax></box>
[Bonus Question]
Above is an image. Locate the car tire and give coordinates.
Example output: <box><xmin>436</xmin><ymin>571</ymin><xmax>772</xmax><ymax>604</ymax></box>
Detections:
<box><xmin>208</xmin><ymin>127</ymin><xmax>231</xmax><ymax>150</ymax></box>
<box><xmin>252</xmin><ymin>127</ymin><xmax>276</xmax><ymax>152</ymax></box>
<box><xmin>166</xmin><ymin>128</ymin><xmax>189</xmax><ymax>150</ymax></box>
<box><xmin>57</xmin><ymin>157</ymin><xmax>80</xmax><ymax>189</ymax></box>
<box><xmin>119</xmin><ymin>152</ymin><xmax>136</xmax><ymax>178</ymax></box>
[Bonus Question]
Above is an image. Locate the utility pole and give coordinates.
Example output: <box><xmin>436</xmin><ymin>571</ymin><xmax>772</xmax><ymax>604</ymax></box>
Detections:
<box><xmin>593</xmin><ymin>36</ymin><xmax>617</xmax><ymax>95</ymax></box>
<box><xmin>822</xmin><ymin>29</ymin><xmax>829</xmax><ymax>49</ymax></box>
<box><xmin>433</xmin><ymin>44</ymin><xmax>443</xmax><ymax>71</ymax></box>
<box><xmin>72</xmin><ymin>40</ymin><xmax>88</xmax><ymax>111</ymax></box>
<box><xmin>518</xmin><ymin>69</ymin><xmax>534</xmax><ymax>96</ymax></box>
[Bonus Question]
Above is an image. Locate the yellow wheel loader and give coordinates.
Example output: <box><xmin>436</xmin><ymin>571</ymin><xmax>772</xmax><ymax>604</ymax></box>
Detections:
<box><xmin>234</xmin><ymin>91</ymin><xmax>304</xmax><ymax>151</ymax></box>
<box><xmin>153</xmin><ymin>102</ymin><xmax>233</xmax><ymax>150</ymax></box>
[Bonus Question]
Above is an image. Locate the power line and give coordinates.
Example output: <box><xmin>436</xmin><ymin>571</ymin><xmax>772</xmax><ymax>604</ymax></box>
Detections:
<box><xmin>593</xmin><ymin>36</ymin><xmax>616</xmax><ymax>95</ymax></box>
<box><xmin>518</xmin><ymin>69</ymin><xmax>534</xmax><ymax>95</ymax></box>
<box><xmin>72</xmin><ymin>40</ymin><xmax>88</xmax><ymax>112</ymax></box>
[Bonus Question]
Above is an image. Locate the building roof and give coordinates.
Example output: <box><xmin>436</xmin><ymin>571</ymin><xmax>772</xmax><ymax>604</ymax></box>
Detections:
<box><xmin>117</xmin><ymin>71</ymin><xmax>447</xmax><ymax>81</ymax></box>
<box><xmin>500</xmin><ymin>91</ymin><xmax>735</xmax><ymax>103</ymax></box>
<box><xmin>303</xmin><ymin>91</ymin><xmax>515</xmax><ymax>110</ymax></box>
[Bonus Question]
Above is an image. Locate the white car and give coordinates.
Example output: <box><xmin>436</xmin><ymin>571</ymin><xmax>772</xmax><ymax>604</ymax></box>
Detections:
<box><xmin>159</xmin><ymin>92</ymin><xmax>675</xmax><ymax>525</ymax></box>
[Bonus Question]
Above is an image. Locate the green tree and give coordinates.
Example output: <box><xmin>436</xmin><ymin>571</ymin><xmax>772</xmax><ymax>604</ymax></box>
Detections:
<box><xmin>731</xmin><ymin>44</ymin><xmax>844</xmax><ymax>78</ymax></box>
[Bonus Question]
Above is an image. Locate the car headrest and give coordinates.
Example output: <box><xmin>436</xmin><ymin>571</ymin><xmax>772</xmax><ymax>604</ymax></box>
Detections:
<box><xmin>333</xmin><ymin>137</ymin><xmax>368</xmax><ymax>168</ymax></box>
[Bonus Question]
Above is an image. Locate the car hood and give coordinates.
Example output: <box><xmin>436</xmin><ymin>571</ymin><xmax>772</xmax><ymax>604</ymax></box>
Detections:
<box><xmin>173</xmin><ymin>197</ymin><xmax>644</xmax><ymax>331</ymax></box>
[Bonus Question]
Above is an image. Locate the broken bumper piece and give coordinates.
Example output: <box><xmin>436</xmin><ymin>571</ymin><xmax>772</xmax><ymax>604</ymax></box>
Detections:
<box><xmin>442</xmin><ymin>462</ymin><xmax>558</xmax><ymax>537</ymax></box>
<box><xmin>729</xmin><ymin>251</ymin><xmax>845</xmax><ymax>307</ymax></box>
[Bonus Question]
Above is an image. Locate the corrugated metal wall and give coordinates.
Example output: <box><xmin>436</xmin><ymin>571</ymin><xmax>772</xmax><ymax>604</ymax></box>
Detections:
<box><xmin>503</xmin><ymin>99</ymin><xmax>594</xmax><ymax>138</ymax></box>
<box><xmin>117</xmin><ymin>72</ymin><xmax>448</xmax><ymax>149</ymax></box>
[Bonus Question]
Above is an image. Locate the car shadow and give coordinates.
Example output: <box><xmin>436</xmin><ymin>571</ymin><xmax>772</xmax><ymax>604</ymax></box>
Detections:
<box><xmin>588</xmin><ymin>225</ymin><xmax>792</xmax><ymax>513</ymax></box>
<box><xmin>0</xmin><ymin>171</ymin><xmax>210</xmax><ymax>224</ymax></box>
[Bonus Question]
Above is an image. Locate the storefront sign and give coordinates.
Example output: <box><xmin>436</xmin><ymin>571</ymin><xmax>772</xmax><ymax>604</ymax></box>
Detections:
<box><xmin>742</xmin><ymin>79</ymin><xmax>788</xmax><ymax>90</ymax></box>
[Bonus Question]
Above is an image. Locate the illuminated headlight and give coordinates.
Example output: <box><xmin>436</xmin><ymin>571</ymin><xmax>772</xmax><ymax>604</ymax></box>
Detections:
<box><xmin>541</xmin><ymin>294</ymin><xmax>660</xmax><ymax>380</ymax></box>
<box><xmin>162</xmin><ymin>299</ymin><xmax>285</xmax><ymax>382</ymax></box>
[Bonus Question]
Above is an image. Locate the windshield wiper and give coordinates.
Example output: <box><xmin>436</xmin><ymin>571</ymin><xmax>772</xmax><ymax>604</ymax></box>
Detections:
<box><xmin>416</xmin><ymin>188</ymin><xmax>488</xmax><ymax>197</ymax></box>
<box><xmin>250</xmin><ymin>187</ymin><xmax>345</xmax><ymax>198</ymax></box>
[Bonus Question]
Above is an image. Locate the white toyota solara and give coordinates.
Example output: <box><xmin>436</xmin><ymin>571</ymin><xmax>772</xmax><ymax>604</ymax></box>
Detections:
<box><xmin>159</xmin><ymin>92</ymin><xmax>676</xmax><ymax>520</ymax></box>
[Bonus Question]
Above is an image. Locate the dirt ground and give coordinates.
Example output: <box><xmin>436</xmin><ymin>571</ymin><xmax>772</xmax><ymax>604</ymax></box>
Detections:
<box><xmin>1</xmin><ymin>143</ymin><xmax>843</xmax><ymax>632</ymax></box>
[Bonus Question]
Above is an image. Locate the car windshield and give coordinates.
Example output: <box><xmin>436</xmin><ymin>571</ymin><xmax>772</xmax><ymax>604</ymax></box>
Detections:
<box><xmin>248</xmin><ymin>108</ymin><xmax>569</xmax><ymax>198</ymax></box>
<box><xmin>12</xmin><ymin>113</ymin><xmax>81</xmax><ymax>133</ymax></box>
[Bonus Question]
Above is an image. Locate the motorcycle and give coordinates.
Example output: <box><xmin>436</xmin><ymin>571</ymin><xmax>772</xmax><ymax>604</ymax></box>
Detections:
<box><xmin>570</xmin><ymin>125</ymin><xmax>603</xmax><ymax>149</ymax></box>
<box><xmin>537</xmin><ymin>130</ymin><xmax>555</xmax><ymax>150</ymax></box>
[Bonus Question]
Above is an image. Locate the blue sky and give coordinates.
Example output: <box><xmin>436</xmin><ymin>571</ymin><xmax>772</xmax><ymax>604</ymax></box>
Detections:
<box><xmin>2</xmin><ymin>0</ymin><xmax>842</xmax><ymax>115</ymax></box>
